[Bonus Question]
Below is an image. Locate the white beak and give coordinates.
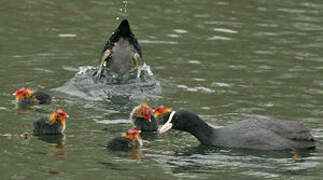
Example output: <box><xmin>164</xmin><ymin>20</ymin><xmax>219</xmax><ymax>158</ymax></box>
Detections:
<box><xmin>159</xmin><ymin>111</ymin><xmax>176</xmax><ymax>134</ymax></box>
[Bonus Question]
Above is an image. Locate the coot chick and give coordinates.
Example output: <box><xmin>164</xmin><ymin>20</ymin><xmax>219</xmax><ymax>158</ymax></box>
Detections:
<box><xmin>33</xmin><ymin>109</ymin><xmax>69</xmax><ymax>135</ymax></box>
<box><xmin>153</xmin><ymin>105</ymin><xmax>172</xmax><ymax>124</ymax></box>
<box><xmin>107</xmin><ymin>129</ymin><xmax>142</xmax><ymax>151</ymax></box>
<box><xmin>154</xmin><ymin>105</ymin><xmax>316</xmax><ymax>150</ymax></box>
<box><xmin>94</xmin><ymin>19</ymin><xmax>143</xmax><ymax>80</ymax></box>
<box><xmin>13</xmin><ymin>87</ymin><xmax>51</xmax><ymax>109</ymax></box>
<box><xmin>129</xmin><ymin>103</ymin><xmax>158</xmax><ymax>131</ymax></box>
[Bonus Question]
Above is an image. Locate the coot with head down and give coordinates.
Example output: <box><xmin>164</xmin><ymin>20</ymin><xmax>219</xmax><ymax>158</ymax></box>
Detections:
<box><xmin>93</xmin><ymin>19</ymin><xmax>143</xmax><ymax>80</ymax></box>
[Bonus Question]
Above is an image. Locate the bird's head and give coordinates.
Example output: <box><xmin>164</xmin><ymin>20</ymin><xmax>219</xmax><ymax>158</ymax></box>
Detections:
<box><xmin>130</xmin><ymin>103</ymin><xmax>152</xmax><ymax>123</ymax></box>
<box><xmin>123</xmin><ymin>129</ymin><xmax>141</xmax><ymax>142</ymax></box>
<box><xmin>154</xmin><ymin>106</ymin><xmax>193</xmax><ymax>134</ymax></box>
<box><xmin>13</xmin><ymin>88</ymin><xmax>32</xmax><ymax>100</ymax></box>
<box><xmin>49</xmin><ymin>109</ymin><xmax>69</xmax><ymax>125</ymax></box>
<box><xmin>153</xmin><ymin>105</ymin><xmax>172</xmax><ymax>118</ymax></box>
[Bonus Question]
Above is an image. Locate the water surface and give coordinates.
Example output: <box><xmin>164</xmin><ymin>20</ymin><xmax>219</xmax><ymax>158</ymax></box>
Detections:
<box><xmin>1</xmin><ymin>0</ymin><xmax>323</xmax><ymax>179</ymax></box>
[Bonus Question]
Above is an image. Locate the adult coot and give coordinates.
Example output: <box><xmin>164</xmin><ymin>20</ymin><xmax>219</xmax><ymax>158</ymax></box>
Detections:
<box><xmin>33</xmin><ymin>109</ymin><xmax>69</xmax><ymax>135</ymax></box>
<box><xmin>94</xmin><ymin>19</ymin><xmax>143</xmax><ymax>80</ymax></box>
<box><xmin>129</xmin><ymin>103</ymin><xmax>158</xmax><ymax>131</ymax></box>
<box><xmin>154</xmin><ymin>105</ymin><xmax>316</xmax><ymax>150</ymax></box>
<box><xmin>13</xmin><ymin>87</ymin><xmax>51</xmax><ymax>109</ymax></box>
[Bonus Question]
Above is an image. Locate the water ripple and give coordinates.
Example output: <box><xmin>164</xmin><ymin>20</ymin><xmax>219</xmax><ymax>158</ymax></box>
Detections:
<box><xmin>139</xmin><ymin>40</ymin><xmax>178</xmax><ymax>44</ymax></box>
<box><xmin>213</xmin><ymin>28</ymin><xmax>238</xmax><ymax>34</ymax></box>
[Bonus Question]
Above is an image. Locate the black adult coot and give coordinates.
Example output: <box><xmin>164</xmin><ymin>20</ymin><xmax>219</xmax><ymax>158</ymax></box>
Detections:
<box><xmin>93</xmin><ymin>19</ymin><xmax>143</xmax><ymax>80</ymax></box>
<box><xmin>107</xmin><ymin>129</ymin><xmax>142</xmax><ymax>151</ymax></box>
<box><xmin>154</xmin><ymin>105</ymin><xmax>316</xmax><ymax>150</ymax></box>
<box><xmin>33</xmin><ymin>109</ymin><xmax>69</xmax><ymax>135</ymax></box>
<box><xmin>129</xmin><ymin>103</ymin><xmax>158</xmax><ymax>131</ymax></box>
<box><xmin>13</xmin><ymin>87</ymin><xmax>51</xmax><ymax>109</ymax></box>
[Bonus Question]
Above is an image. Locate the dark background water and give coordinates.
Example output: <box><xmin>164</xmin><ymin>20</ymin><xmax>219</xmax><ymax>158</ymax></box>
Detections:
<box><xmin>1</xmin><ymin>0</ymin><xmax>323</xmax><ymax>179</ymax></box>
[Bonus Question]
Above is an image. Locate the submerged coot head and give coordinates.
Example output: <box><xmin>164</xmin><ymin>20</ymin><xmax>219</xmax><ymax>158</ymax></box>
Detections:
<box><xmin>94</xmin><ymin>19</ymin><xmax>143</xmax><ymax>79</ymax></box>
<box><xmin>117</xmin><ymin>19</ymin><xmax>133</xmax><ymax>37</ymax></box>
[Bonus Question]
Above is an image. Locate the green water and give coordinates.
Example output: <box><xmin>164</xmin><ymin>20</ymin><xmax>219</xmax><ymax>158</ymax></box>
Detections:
<box><xmin>1</xmin><ymin>0</ymin><xmax>323</xmax><ymax>179</ymax></box>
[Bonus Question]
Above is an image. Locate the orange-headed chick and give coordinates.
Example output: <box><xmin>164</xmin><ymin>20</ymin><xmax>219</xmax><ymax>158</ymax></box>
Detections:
<box><xmin>33</xmin><ymin>109</ymin><xmax>68</xmax><ymax>135</ymax></box>
<box><xmin>129</xmin><ymin>103</ymin><xmax>158</xmax><ymax>131</ymax></box>
<box><xmin>154</xmin><ymin>105</ymin><xmax>172</xmax><ymax>124</ymax></box>
<box><xmin>106</xmin><ymin>129</ymin><xmax>142</xmax><ymax>151</ymax></box>
<box><xmin>13</xmin><ymin>87</ymin><xmax>51</xmax><ymax>109</ymax></box>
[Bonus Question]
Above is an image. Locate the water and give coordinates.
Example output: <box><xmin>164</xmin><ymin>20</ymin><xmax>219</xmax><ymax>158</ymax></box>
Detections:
<box><xmin>1</xmin><ymin>0</ymin><xmax>323</xmax><ymax>179</ymax></box>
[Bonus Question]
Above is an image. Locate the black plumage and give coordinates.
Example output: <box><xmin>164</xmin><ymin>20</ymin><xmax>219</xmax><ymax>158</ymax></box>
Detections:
<box><xmin>134</xmin><ymin>116</ymin><xmax>158</xmax><ymax>131</ymax></box>
<box><xmin>13</xmin><ymin>88</ymin><xmax>51</xmax><ymax>109</ymax></box>
<box><xmin>32</xmin><ymin>91</ymin><xmax>52</xmax><ymax>104</ymax></box>
<box><xmin>33</xmin><ymin>109</ymin><xmax>68</xmax><ymax>136</ymax></box>
<box><xmin>106</xmin><ymin>137</ymin><xmax>139</xmax><ymax>151</ymax></box>
<box><xmin>94</xmin><ymin>19</ymin><xmax>144</xmax><ymax>79</ymax></box>
<box><xmin>101</xmin><ymin>19</ymin><xmax>142</xmax><ymax>58</ymax></box>
<box><xmin>159</xmin><ymin>110</ymin><xmax>316</xmax><ymax>150</ymax></box>
<box><xmin>106</xmin><ymin>129</ymin><xmax>142</xmax><ymax>151</ymax></box>
<box><xmin>130</xmin><ymin>104</ymin><xmax>158</xmax><ymax>131</ymax></box>
<box><xmin>33</xmin><ymin>117</ymin><xmax>65</xmax><ymax>135</ymax></box>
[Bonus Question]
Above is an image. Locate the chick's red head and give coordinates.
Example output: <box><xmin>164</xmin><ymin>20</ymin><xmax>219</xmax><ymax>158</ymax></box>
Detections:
<box><xmin>13</xmin><ymin>88</ymin><xmax>29</xmax><ymax>99</ymax></box>
<box><xmin>139</xmin><ymin>105</ymin><xmax>152</xmax><ymax>122</ymax></box>
<box><xmin>154</xmin><ymin>105</ymin><xmax>171</xmax><ymax>117</ymax></box>
<box><xmin>124</xmin><ymin>129</ymin><xmax>141</xmax><ymax>141</ymax></box>
<box><xmin>56</xmin><ymin>109</ymin><xmax>69</xmax><ymax>121</ymax></box>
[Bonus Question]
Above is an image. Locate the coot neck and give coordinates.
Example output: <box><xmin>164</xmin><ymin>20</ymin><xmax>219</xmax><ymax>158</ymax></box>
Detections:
<box><xmin>173</xmin><ymin>111</ymin><xmax>215</xmax><ymax>145</ymax></box>
<box><xmin>186</xmin><ymin>116</ymin><xmax>214</xmax><ymax>145</ymax></box>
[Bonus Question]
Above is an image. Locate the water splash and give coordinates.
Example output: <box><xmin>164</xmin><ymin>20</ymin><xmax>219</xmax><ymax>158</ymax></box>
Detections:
<box><xmin>54</xmin><ymin>65</ymin><xmax>161</xmax><ymax>103</ymax></box>
<box><xmin>116</xmin><ymin>0</ymin><xmax>128</xmax><ymax>21</ymax></box>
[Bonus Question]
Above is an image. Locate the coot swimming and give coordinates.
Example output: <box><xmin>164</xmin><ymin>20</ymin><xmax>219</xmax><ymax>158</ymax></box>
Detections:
<box><xmin>13</xmin><ymin>87</ymin><xmax>51</xmax><ymax>109</ymax></box>
<box><xmin>130</xmin><ymin>103</ymin><xmax>158</xmax><ymax>131</ymax></box>
<box><xmin>154</xmin><ymin>105</ymin><xmax>316</xmax><ymax>150</ymax></box>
